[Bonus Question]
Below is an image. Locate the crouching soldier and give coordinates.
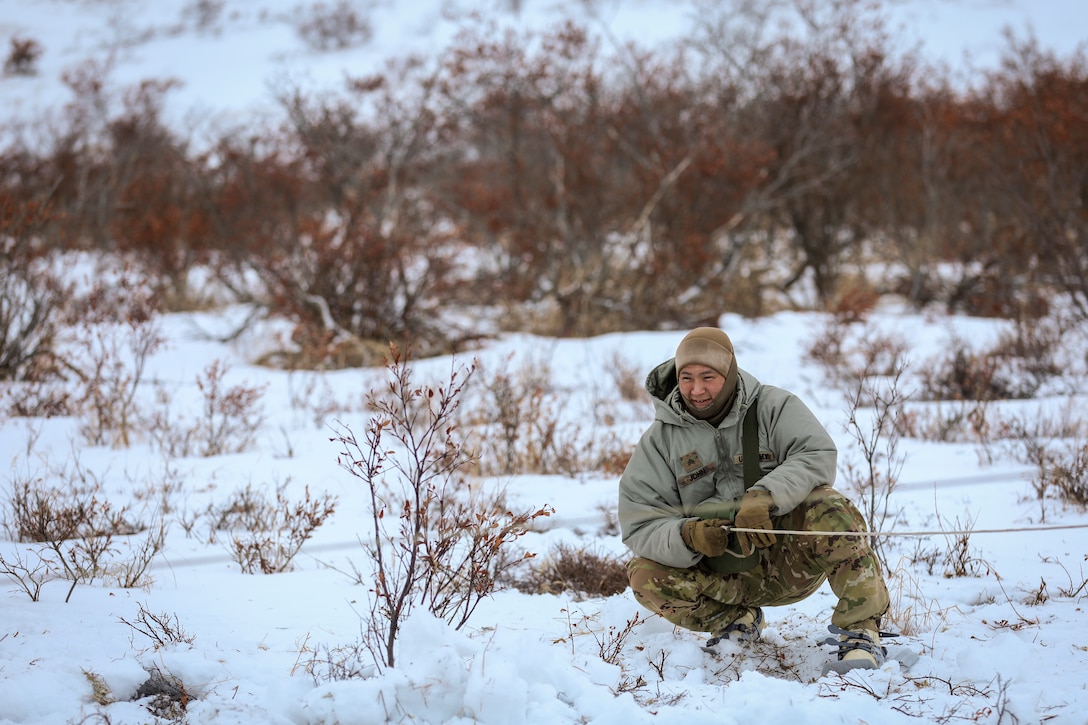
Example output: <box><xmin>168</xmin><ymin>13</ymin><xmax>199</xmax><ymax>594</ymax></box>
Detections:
<box><xmin>618</xmin><ymin>327</ymin><xmax>893</xmax><ymax>673</ymax></box>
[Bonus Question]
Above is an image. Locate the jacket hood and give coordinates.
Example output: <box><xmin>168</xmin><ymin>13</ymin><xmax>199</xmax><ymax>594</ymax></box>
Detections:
<box><xmin>644</xmin><ymin>357</ymin><xmax>761</xmax><ymax>425</ymax></box>
<box><xmin>645</xmin><ymin>357</ymin><xmax>680</xmax><ymax>403</ymax></box>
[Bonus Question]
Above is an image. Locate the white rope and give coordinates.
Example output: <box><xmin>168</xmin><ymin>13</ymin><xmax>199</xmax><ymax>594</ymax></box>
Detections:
<box><xmin>724</xmin><ymin>522</ymin><xmax>1088</xmax><ymax>538</ymax></box>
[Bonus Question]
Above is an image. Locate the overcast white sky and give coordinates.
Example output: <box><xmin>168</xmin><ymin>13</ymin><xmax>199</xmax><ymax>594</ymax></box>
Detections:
<box><xmin>883</xmin><ymin>0</ymin><xmax>1088</xmax><ymax>71</ymax></box>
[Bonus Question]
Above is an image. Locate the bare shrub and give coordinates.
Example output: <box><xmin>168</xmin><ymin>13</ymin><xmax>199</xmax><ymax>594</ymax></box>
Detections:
<box><xmin>885</xmin><ymin>559</ymin><xmax>952</xmax><ymax>637</ymax></box>
<box><xmin>1043</xmin><ymin>556</ymin><xmax>1088</xmax><ymax>600</ymax></box>
<box><xmin>2</xmin><ymin>451</ymin><xmax>166</xmax><ymax>600</ymax></box>
<box><xmin>119</xmin><ymin>603</ymin><xmax>196</xmax><ymax>650</ymax></box>
<box><xmin>244</xmin><ymin>60</ymin><xmax>465</xmax><ymax>360</ymax></box>
<box><xmin>294</xmin><ymin>1</ymin><xmax>373</xmax><ymax>51</ymax></box>
<box><xmin>828</xmin><ymin>277</ymin><xmax>880</xmax><ymax>324</ymax></box>
<box><xmin>995</xmin><ymin>314</ymin><xmax>1065</xmax><ymax>392</ymax></box>
<box><xmin>5</xmin><ymin>472</ymin><xmax>141</xmax><ymax>601</ymax></box>
<box><xmin>462</xmin><ymin>353</ymin><xmax>559</xmax><ymax>474</ymax></box>
<box><xmin>812</xmin><ymin>327</ymin><xmax>926</xmax><ymax>555</ymax></box>
<box><xmin>38</xmin><ymin>69</ymin><xmax>203</xmax><ymax>307</ymax></box>
<box><xmin>332</xmin><ymin>344</ymin><xmax>552</xmax><ymax>671</ymax></box>
<box><xmin>837</xmin><ymin>338</ymin><xmax>910</xmax><ymax>570</ymax></box>
<box><xmin>804</xmin><ymin>315</ymin><xmax>909</xmax><ymax>386</ymax></box>
<box><xmin>938</xmin><ymin>509</ymin><xmax>985</xmax><ymax>578</ymax></box>
<box><xmin>1023</xmin><ymin>578</ymin><xmax>1049</xmax><ymax>607</ymax></box>
<box><xmin>284</xmin><ymin>367</ymin><xmax>370</xmax><ymax>429</ymax></box>
<box><xmin>181</xmin><ymin>0</ymin><xmax>226</xmax><ymax>33</ymax></box>
<box><xmin>920</xmin><ymin>347</ymin><xmax>1009</xmax><ymax>401</ymax></box>
<box><xmin>592</xmin><ymin>432</ymin><xmax>635</xmax><ymax>476</ymax></box>
<box><xmin>944</xmin><ymin>263</ymin><xmax>1040</xmax><ymax>319</ymax></box>
<box><xmin>295</xmin><ymin>639</ymin><xmax>375</xmax><ymax>684</ymax></box>
<box><xmin>128</xmin><ymin>461</ymin><xmax>186</xmax><ymax>516</ymax></box>
<box><xmin>559</xmin><ymin>609</ymin><xmax>644</xmax><ymax>668</ymax></box>
<box><xmin>607</xmin><ymin>350</ymin><xmax>649</xmax><ymax>404</ymax></box>
<box><xmin>909</xmin><ymin>332</ymin><xmax>1054</xmax><ymax>462</ymax></box>
<box><xmin>8</xmin><ymin>476</ymin><xmax>112</xmax><ymax>596</ymax></box>
<box><xmin>895</xmin><ymin>399</ymin><xmax>994</xmax><ymax>447</ymax></box>
<box><xmin>804</xmin><ymin>315</ymin><xmax>851</xmax><ymax>374</ymax></box>
<box><xmin>111</xmin><ymin>519</ymin><xmax>168</xmax><ymax>588</ymax></box>
<box><xmin>1</xmin><ymin>232</ymin><xmax>71</xmax><ymax>383</ymax></box>
<box><xmin>0</xmin><ymin>548</ymin><xmax>53</xmax><ymax>601</ymax></box>
<box><xmin>905</xmin><ymin>538</ymin><xmax>941</xmax><ymax>577</ymax></box>
<box><xmin>3</xmin><ymin>36</ymin><xmax>42</xmax><ymax>75</ymax></box>
<box><xmin>917</xmin><ymin>325</ymin><xmax>1055</xmax><ymax>404</ymax></box>
<box><xmin>2</xmin><ymin>379</ymin><xmax>74</xmax><ymax>418</ymax></box>
<box><xmin>0</xmin><ymin>253</ymin><xmax>69</xmax><ymax>383</ymax></box>
<box><xmin>973</xmin><ymin>38</ymin><xmax>1088</xmax><ymax>320</ymax></box>
<box><xmin>145</xmin><ymin>387</ymin><xmax>197</xmax><ymax>457</ymax></box>
<box><xmin>505</xmin><ymin>542</ymin><xmax>628</xmax><ymax>598</ymax></box>
<box><xmin>208</xmin><ymin>481</ymin><xmax>337</xmax><ymax>574</ymax></box>
<box><xmin>419</xmin><ymin>484</ymin><xmax>551</xmax><ymax>620</ymax></box>
<box><xmin>257</xmin><ymin>327</ymin><xmax>391</xmax><ymax>373</ymax></box>
<box><xmin>458</xmin><ymin>353</ymin><xmax>627</xmax><ymax>476</ymax></box>
<box><xmin>146</xmin><ymin>360</ymin><xmax>267</xmax><ymax>457</ymax></box>
<box><xmin>1001</xmin><ymin>405</ymin><xmax>1088</xmax><ymax>516</ymax></box>
<box><xmin>592</xmin><ymin>613</ymin><xmax>644</xmax><ymax>665</ymax></box>
<box><xmin>193</xmin><ymin>360</ymin><xmax>266</xmax><ymax>454</ymax></box>
<box><xmin>1033</xmin><ymin>440</ymin><xmax>1088</xmax><ymax>510</ymax></box>
<box><xmin>592</xmin><ymin>351</ymin><xmax>652</xmax><ymax>431</ymax></box>
<box><xmin>596</xmin><ymin>502</ymin><xmax>620</xmax><ymax>537</ymax></box>
<box><xmin>64</xmin><ymin>274</ymin><xmax>166</xmax><ymax>448</ymax></box>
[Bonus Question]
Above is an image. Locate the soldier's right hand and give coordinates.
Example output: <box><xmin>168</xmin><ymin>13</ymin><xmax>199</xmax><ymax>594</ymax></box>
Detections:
<box><xmin>681</xmin><ymin>518</ymin><xmax>731</xmax><ymax>557</ymax></box>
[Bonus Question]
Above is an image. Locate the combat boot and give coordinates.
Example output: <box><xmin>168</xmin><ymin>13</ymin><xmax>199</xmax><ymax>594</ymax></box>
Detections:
<box><xmin>820</xmin><ymin>624</ymin><xmax>891</xmax><ymax>674</ymax></box>
<box><xmin>705</xmin><ymin>607</ymin><xmax>764</xmax><ymax>649</ymax></box>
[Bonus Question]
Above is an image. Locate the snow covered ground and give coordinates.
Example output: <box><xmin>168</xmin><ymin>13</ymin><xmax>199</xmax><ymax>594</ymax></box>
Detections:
<box><xmin>2</xmin><ymin>295</ymin><xmax>1087</xmax><ymax>724</ymax></box>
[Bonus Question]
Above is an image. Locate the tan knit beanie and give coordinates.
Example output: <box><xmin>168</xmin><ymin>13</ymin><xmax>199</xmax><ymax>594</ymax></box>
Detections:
<box><xmin>675</xmin><ymin>327</ymin><xmax>735</xmax><ymax>378</ymax></box>
<box><xmin>675</xmin><ymin>327</ymin><xmax>740</xmax><ymax>422</ymax></box>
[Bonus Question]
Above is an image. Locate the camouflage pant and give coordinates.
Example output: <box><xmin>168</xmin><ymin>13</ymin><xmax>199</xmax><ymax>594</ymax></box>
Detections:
<box><xmin>626</xmin><ymin>486</ymin><xmax>889</xmax><ymax>633</ymax></box>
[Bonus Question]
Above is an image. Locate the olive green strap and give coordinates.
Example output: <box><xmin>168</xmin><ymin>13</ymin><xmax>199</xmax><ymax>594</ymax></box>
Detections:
<box><xmin>742</xmin><ymin>398</ymin><xmax>763</xmax><ymax>489</ymax></box>
<box><xmin>702</xmin><ymin>397</ymin><xmax>765</xmax><ymax>574</ymax></box>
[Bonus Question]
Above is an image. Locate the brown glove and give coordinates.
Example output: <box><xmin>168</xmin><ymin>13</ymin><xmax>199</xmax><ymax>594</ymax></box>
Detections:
<box><xmin>681</xmin><ymin>518</ymin><xmax>731</xmax><ymax>557</ymax></box>
<box><xmin>734</xmin><ymin>489</ymin><xmax>777</xmax><ymax>553</ymax></box>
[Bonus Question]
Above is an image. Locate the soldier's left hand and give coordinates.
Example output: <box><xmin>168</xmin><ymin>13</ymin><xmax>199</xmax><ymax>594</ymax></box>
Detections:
<box><xmin>734</xmin><ymin>489</ymin><xmax>776</xmax><ymax>552</ymax></box>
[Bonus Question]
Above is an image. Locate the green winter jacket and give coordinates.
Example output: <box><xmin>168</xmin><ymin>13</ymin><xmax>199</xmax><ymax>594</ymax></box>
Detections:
<box><xmin>618</xmin><ymin>358</ymin><xmax>838</xmax><ymax>569</ymax></box>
